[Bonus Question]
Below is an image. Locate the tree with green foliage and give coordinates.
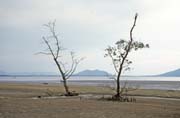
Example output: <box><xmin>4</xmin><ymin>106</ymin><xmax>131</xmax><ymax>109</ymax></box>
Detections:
<box><xmin>105</xmin><ymin>13</ymin><xmax>149</xmax><ymax>98</ymax></box>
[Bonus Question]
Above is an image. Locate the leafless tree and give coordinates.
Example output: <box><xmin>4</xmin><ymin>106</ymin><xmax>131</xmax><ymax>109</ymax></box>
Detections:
<box><xmin>105</xmin><ymin>13</ymin><xmax>149</xmax><ymax>98</ymax></box>
<box><xmin>39</xmin><ymin>21</ymin><xmax>83</xmax><ymax>96</ymax></box>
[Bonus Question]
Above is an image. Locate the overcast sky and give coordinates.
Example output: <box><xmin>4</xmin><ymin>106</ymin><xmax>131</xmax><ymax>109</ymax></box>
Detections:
<box><xmin>1</xmin><ymin>0</ymin><xmax>180</xmax><ymax>75</ymax></box>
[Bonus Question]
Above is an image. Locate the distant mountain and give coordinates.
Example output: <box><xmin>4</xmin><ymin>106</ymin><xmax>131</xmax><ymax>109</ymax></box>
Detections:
<box><xmin>0</xmin><ymin>69</ymin><xmax>111</xmax><ymax>77</ymax></box>
<box><xmin>0</xmin><ymin>71</ymin><xmax>7</xmax><ymax>76</ymax></box>
<box><xmin>75</xmin><ymin>69</ymin><xmax>111</xmax><ymax>76</ymax></box>
<box><xmin>158</xmin><ymin>68</ymin><xmax>180</xmax><ymax>77</ymax></box>
<box><xmin>0</xmin><ymin>71</ymin><xmax>58</xmax><ymax>76</ymax></box>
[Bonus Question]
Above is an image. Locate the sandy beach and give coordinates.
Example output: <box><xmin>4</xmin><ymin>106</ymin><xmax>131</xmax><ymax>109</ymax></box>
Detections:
<box><xmin>0</xmin><ymin>82</ymin><xmax>180</xmax><ymax>118</ymax></box>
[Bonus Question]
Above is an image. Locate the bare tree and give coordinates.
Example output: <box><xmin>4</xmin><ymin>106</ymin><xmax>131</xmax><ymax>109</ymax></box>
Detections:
<box><xmin>105</xmin><ymin>13</ymin><xmax>149</xmax><ymax>98</ymax></box>
<box><xmin>39</xmin><ymin>21</ymin><xmax>83</xmax><ymax>96</ymax></box>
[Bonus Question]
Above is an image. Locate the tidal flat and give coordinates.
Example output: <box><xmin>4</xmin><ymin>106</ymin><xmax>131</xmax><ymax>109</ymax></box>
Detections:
<box><xmin>0</xmin><ymin>82</ymin><xmax>180</xmax><ymax>118</ymax></box>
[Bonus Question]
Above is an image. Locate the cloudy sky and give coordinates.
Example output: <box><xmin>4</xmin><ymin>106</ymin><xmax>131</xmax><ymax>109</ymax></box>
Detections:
<box><xmin>1</xmin><ymin>0</ymin><xmax>180</xmax><ymax>75</ymax></box>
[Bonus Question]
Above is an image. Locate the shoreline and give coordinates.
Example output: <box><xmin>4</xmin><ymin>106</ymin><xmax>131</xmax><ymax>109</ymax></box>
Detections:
<box><xmin>0</xmin><ymin>80</ymin><xmax>180</xmax><ymax>91</ymax></box>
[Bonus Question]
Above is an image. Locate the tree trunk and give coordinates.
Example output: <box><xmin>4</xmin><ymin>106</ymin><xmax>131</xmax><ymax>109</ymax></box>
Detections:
<box><xmin>115</xmin><ymin>14</ymin><xmax>138</xmax><ymax>98</ymax></box>
<box><xmin>116</xmin><ymin>74</ymin><xmax>120</xmax><ymax>97</ymax></box>
<box><xmin>116</xmin><ymin>67</ymin><xmax>123</xmax><ymax>98</ymax></box>
<box><xmin>62</xmin><ymin>77</ymin><xmax>70</xmax><ymax>95</ymax></box>
<box><xmin>54</xmin><ymin>58</ymin><xmax>71</xmax><ymax>95</ymax></box>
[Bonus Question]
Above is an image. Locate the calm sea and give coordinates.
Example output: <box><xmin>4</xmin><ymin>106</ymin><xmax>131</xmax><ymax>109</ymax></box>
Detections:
<box><xmin>0</xmin><ymin>76</ymin><xmax>180</xmax><ymax>90</ymax></box>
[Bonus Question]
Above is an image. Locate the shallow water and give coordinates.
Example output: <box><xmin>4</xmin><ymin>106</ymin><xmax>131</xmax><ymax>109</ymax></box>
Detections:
<box><xmin>0</xmin><ymin>76</ymin><xmax>180</xmax><ymax>90</ymax></box>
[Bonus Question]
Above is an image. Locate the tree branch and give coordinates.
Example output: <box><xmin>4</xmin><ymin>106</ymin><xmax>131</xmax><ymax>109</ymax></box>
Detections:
<box><xmin>107</xmin><ymin>47</ymin><xmax>119</xmax><ymax>73</ymax></box>
<box><xmin>35</xmin><ymin>52</ymin><xmax>52</xmax><ymax>55</ymax></box>
<box><xmin>65</xmin><ymin>53</ymin><xmax>84</xmax><ymax>79</ymax></box>
<box><xmin>43</xmin><ymin>37</ymin><xmax>56</xmax><ymax>59</ymax></box>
